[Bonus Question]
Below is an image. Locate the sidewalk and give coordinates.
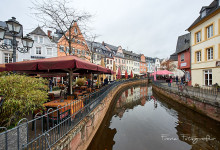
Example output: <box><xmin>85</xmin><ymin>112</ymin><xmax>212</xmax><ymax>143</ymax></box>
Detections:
<box><xmin>158</xmin><ymin>82</ymin><xmax>220</xmax><ymax>105</ymax></box>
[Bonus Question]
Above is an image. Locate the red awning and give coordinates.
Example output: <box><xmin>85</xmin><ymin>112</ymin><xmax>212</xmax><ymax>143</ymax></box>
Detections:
<box><xmin>0</xmin><ymin>64</ymin><xmax>6</xmax><ymax>72</ymax></box>
<box><xmin>5</xmin><ymin>56</ymin><xmax>109</xmax><ymax>74</ymax></box>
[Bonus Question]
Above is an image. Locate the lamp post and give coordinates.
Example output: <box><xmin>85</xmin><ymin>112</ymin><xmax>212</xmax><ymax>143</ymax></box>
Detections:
<box><xmin>0</xmin><ymin>17</ymin><xmax>34</xmax><ymax>62</ymax></box>
<box><xmin>0</xmin><ymin>26</ymin><xmax>6</xmax><ymax>40</ymax></box>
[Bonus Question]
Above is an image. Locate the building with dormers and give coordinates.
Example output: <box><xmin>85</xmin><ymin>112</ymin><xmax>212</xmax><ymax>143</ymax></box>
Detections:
<box><xmin>57</xmin><ymin>22</ymin><xmax>90</xmax><ymax>61</ymax></box>
<box><xmin>123</xmin><ymin>50</ymin><xmax>135</xmax><ymax>76</ymax></box>
<box><xmin>132</xmin><ymin>53</ymin><xmax>141</xmax><ymax>76</ymax></box>
<box><xmin>176</xmin><ymin>33</ymin><xmax>191</xmax><ymax>85</ymax></box>
<box><xmin>188</xmin><ymin>0</ymin><xmax>220</xmax><ymax>86</ymax></box>
<box><xmin>18</xmin><ymin>27</ymin><xmax>57</xmax><ymax>62</ymax></box>
<box><xmin>146</xmin><ymin>57</ymin><xmax>155</xmax><ymax>73</ymax></box>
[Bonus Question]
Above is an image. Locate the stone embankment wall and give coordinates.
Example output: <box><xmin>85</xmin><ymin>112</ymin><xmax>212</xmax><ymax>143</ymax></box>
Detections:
<box><xmin>52</xmin><ymin>79</ymin><xmax>148</xmax><ymax>150</ymax></box>
<box><xmin>152</xmin><ymin>85</ymin><xmax>220</xmax><ymax>122</ymax></box>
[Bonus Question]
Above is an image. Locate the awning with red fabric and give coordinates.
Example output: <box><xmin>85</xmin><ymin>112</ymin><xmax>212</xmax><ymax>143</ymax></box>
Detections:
<box><xmin>5</xmin><ymin>56</ymin><xmax>109</xmax><ymax>74</ymax></box>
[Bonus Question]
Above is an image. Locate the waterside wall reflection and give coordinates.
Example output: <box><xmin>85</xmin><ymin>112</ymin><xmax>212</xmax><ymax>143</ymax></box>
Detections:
<box><xmin>88</xmin><ymin>85</ymin><xmax>220</xmax><ymax>150</ymax></box>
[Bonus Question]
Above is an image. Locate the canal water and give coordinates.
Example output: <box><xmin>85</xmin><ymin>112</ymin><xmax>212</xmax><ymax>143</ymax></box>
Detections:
<box><xmin>88</xmin><ymin>84</ymin><xmax>220</xmax><ymax>150</ymax></box>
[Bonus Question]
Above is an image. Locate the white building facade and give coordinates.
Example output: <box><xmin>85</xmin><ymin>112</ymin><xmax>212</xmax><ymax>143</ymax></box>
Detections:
<box><xmin>18</xmin><ymin>27</ymin><xmax>57</xmax><ymax>62</ymax></box>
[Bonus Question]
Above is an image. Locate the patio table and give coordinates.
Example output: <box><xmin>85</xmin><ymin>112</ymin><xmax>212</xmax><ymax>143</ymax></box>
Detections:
<box><xmin>43</xmin><ymin>99</ymin><xmax>84</xmax><ymax>116</ymax></box>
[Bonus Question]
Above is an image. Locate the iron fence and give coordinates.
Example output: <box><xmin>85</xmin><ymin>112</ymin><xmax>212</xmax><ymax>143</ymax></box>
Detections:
<box><xmin>0</xmin><ymin>78</ymin><xmax>145</xmax><ymax>150</ymax></box>
<box><xmin>151</xmin><ymin>79</ymin><xmax>220</xmax><ymax>105</ymax></box>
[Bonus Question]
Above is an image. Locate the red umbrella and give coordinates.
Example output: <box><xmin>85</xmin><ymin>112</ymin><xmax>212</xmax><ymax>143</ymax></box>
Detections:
<box><xmin>125</xmin><ymin>70</ymin><xmax>128</xmax><ymax>79</ymax></box>
<box><xmin>117</xmin><ymin>67</ymin><xmax>121</xmax><ymax>79</ymax></box>
<box><xmin>5</xmin><ymin>56</ymin><xmax>109</xmax><ymax>74</ymax></box>
<box><xmin>130</xmin><ymin>70</ymin><xmax>133</xmax><ymax>78</ymax></box>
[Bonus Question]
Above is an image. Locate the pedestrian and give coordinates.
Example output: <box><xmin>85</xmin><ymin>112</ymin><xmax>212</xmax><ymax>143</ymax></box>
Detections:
<box><xmin>87</xmin><ymin>76</ymin><xmax>91</xmax><ymax>88</ymax></box>
<box><xmin>170</xmin><ymin>76</ymin><xmax>172</xmax><ymax>87</ymax></box>
<box><xmin>167</xmin><ymin>78</ymin><xmax>170</xmax><ymax>87</ymax></box>
<box><xmin>104</xmin><ymin>77</ymin><xmax>108</xmax><ymax>86</ymax></box>
<box><xmin>176</xmin><ymin>76</ymin><xmax>179</xmax><ymax>85</ymax></box>
<box><xmin>49</xmin><ymin>78</ymin><xmax>53</xmax><ymax>92</ymax></box>
<box><xmin>181</xmin><ymin>76</ymin><xmax>184</xmax><ymax>85</ymax></box>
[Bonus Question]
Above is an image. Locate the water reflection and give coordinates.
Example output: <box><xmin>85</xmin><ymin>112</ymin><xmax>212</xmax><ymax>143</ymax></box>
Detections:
<box><xmin>88</xmin><ymin>85</ymin><xmax>220</xmax><ymax>150</ymax></box>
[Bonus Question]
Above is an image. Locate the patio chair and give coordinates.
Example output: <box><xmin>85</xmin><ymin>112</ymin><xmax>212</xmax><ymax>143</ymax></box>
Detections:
<box><xmin>44</xmin><ymin>106</ymin><xmax>71</xmax><ymax>132</ymax></box>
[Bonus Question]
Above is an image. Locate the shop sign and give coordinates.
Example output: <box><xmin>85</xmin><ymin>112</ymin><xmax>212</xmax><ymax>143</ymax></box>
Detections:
<box><xmin>181</xmin><ymin>63</ymin><xmax>187</xmax><ymax>67</ymax></box>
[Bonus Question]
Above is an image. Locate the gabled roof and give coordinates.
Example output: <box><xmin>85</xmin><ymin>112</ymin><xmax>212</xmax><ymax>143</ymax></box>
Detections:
<box><xmin>169</xmin><ymin>53</ymin><xmax>178</xmax><ymax>61</ymax></box>
<box><xmin>188</xmin><ymin>0</ymin><xmax>220</xmax><ymax>31</ymax></box>
<box><xmin>86</xmin><ymin>40</ymin><xmax>113</xmax><ymax>58</ymax></box>
<box><xmin>30</xmin><ymin>26</ymin><xmax>47</xmax><ymax>36</ymax></box>
<box><xmin>103</xmin><ymin>42</ymin><xmax>118</xmax><ymax>51</ymax></box>
<box><xmin>176</xmin><ymin>33</ymin><xmax>190</xmax><ymax>54</ymax></box>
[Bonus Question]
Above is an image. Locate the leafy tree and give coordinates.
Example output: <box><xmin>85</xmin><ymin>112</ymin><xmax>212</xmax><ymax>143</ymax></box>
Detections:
<box><xmin>0</xmin><ymin>73</ymin><xmax>48</xmax><ymax>127</ymax></box>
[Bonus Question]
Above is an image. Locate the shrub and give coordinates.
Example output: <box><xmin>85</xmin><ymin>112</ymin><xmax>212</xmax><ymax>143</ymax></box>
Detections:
<box><xmin>0</xmin><ymin>73</ymin><xmax>48</xmax><ymax>127</ymax></box>
<box><xmin>76</xmin><ymin>78</ymin><xmax>85</xmax><ymax>86</ymax></box>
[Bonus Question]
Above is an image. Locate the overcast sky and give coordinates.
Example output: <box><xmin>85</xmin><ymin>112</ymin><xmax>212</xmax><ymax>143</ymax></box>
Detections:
<box><xmin>0</xmin><ymin>0</ymin><xmax>213</xmax><ymax>59</ymax></box>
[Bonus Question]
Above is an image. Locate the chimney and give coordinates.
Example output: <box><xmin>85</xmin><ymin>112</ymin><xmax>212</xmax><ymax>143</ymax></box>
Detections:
<box><xmin>47</xmin><ymin>30</ymin><xmax>52</xmax><ymax>38</ymax></box>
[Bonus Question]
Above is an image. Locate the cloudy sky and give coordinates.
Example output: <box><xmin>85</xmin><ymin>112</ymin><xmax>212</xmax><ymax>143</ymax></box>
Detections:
<box><xmin>0</xmin><ymin>0</ymin><xmax>213</xmax><ymax>59</ymax></box>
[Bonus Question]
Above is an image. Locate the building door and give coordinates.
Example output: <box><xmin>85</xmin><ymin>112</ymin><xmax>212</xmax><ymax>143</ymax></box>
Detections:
<box><xmin>204</xmin><ymin>70</ymin><xmax>212</xmax><ymax>86</ymax></box>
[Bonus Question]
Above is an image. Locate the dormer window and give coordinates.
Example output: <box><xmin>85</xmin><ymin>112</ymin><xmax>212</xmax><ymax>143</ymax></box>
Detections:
<box><xmin>201</xmin><ymin>9</ymin><xmax>206</xmax><ymax>18</ymax></box>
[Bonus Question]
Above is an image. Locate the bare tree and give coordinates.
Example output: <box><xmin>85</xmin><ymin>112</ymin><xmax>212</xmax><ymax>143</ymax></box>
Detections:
<box><xmin>31</xmin><ymin>0</ymin><xmax>91</xmax><ymax>55</ymax></box>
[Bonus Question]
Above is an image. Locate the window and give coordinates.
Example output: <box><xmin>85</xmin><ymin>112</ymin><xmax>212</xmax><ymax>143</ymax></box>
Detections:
<box><xmin>4</xmin><ymin>53</ymin><xmax>12</xmax><ymax>63</ymax></box>
<box><xmin>72</xmin><ymin>38</ymin><xmax>75</xmax><ymax>43</ymax></box>
<box><xmin>201</xmin><ymin>10</ymin><xmax>206</xmax><ymax>18</ymax></box>
<box><xmin>72</xmin><ymin>48</ymin><xmax>75</xmax><ymax>54</ymax></box>
<box><xmin>47</xmin><ymin>48</ymin><xmax>52</xmax><ymax>55</ymax></box>
<box><xmin>119</xmin><ymin>59</ymin><xmax>120</xmax><ymax>63</ymax></box>
<box><xmin>66</xmin><ymin>47</ymin><xmax>69</xmax><ymax>53</ymax></box>
<box><xmin>204</xmin><ymin>70</ymin><xmax>212</xmax><ymax>86</ymax></box>
<box><xmin>115</xmin><ymin>59</ymin><xmax>117</xmax><ymax>63</ymax></box>
<box><xmin>181</xmin><ymin>53</ymin><xmax>184</xmax><ymax>61</ymax></box>
<box><xmin>39</xmin><ymin>37</ymin><xmax>43</xmax><ymax>44</ymax></box>
<box><xmin>207</xmin><ymin>25</ymin><xmax>213</xmax><ymax>39</ymax></box>
<box><xmin>82</xmin><ymin>50</ymin><xmax>85</xmax><ymax>56</ymax></box>
<box><xmin>74</xmin><ymin>28</ymin><xmax>77</xmax><ymax>34</ymax></box>
<box><xmin>107</xmin><ymin>59</ymin><xmax>109</xmax><ymax>64</ymax></box>
<box><xmin>77</xmin><ymin>49</ymin><xmax>80</xmax><ymax>54</ymax></box>
<box><xmin>4</xmin><ymin>39</ymin><xmax>12</xmax><ymax>45</ymax></box>
<box><xmin>196</xmin><ymin>51</ymin><xmax>201</xmax><ymax>62</ymax></box>
<box><xmin>196</xmin><ymin>31</ymin><xmax>201</xmax><ymax>43</ymax></box>
<box><xmin>77</xmin><ymin>40</ymin><xmax>80</xmax><ymax>44</ymax></box>
<box><xmin>36</xmin><ymin>47</ymin><xmax>41</xmax><ymax>55</ymax></box>
<box><xmin>110</xmin><ymin>60</ymin><xmax>112</xmax><ymax>64</ymax></box>
<box><xmin>60</xmin><ymin>46</ymin><xmax>64</xmax><ymax>52</ymax></box>
<box><xmin>34</xmin><ymin>36</ymin><xmax>38</xmax><ymax>43</ymax></box>
<box><xmin>207</xmin><ymin>47</ymin><xmax>213</xmax><ymax>60</ymax></box>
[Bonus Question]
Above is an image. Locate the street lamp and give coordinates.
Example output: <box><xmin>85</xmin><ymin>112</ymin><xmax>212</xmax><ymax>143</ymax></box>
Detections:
<box><xmin>6</xmin><ymin>17</ymin><xmax>22</xmax><ymax>35</ymax></box>
<box><xmin>0</xmin><ymin>17</ymin><xmax>34</xmax><ymax>62</ymax></box>
<box><xmin>0</xmin><ymin>26</ymin><xmax>6</xmax><ymax>40</ymax></box>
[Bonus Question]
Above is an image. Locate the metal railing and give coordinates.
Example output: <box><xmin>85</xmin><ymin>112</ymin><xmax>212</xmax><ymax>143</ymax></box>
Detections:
<box><xmin>151</xmin><ymin>79</ymin><xmax>220</xmax><ymax>105</ymax></box>
<box><xmin>0</xmin><ymin>78</ymin><xmax>145</xmax><ymax>150</ymax></box>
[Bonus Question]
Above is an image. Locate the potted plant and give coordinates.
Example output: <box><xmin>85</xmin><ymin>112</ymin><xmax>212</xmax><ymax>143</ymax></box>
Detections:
<box><xmin>213</xmin><ymin>83</ymin><xmax>220</xmax><ymax>92</ymax></box>
<box><xmin>76</xmin><ymin>78</ymin><xmax>85</xmax><ymax>87</ymax></box>
<box><xmin>194</xmin><ymin>83</ymin><xmax>200</xmax><ymax>88</ymax></box>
